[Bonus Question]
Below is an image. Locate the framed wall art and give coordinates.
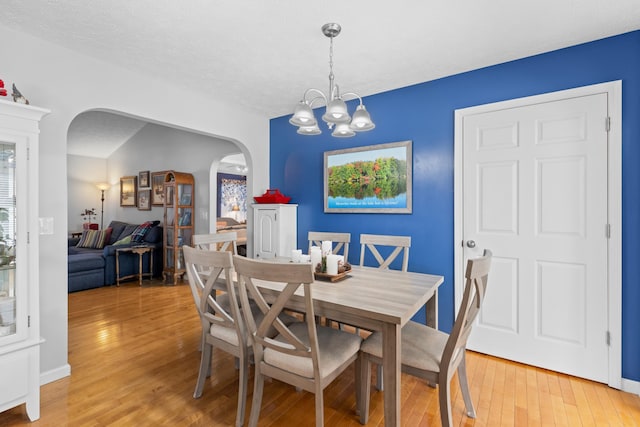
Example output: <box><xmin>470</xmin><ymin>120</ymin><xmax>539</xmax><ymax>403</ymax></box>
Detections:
<box><xmin>137</xmin><ymin>189</ymin><xmax>151</xmax><ymax>210</ymax></box>
<box><xmin>151</xmin><ymin>171</ymin><xmax>167</xmax><ymax>206</ymax></box>
<box><xmin>138</xmin><ymin>170</ymin><xmax>150</xmax><ymax>189</ymax></box>
<box><xmin>120</xmin><ymin>176</ymin><xmax>138</xmax><ymax>207</ymax></box>
<box><xmin>324</xmin><ymin>140</ymin><xmax>412</xmax><ymax>214</ymax></box>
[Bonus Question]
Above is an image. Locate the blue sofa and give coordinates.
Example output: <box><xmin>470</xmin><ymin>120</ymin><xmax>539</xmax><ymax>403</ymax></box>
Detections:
<box><xmin>68</xmin><ymin>220</ymin><xmax>163</xmax><ymax>292</ymax></box>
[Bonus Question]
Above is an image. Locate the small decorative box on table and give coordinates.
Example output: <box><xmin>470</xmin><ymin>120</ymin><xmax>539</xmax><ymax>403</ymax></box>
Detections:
<box><xmin>314</xmin><ymin>263</ymin><xmax>352</xmax><ymax>282</ymax></box>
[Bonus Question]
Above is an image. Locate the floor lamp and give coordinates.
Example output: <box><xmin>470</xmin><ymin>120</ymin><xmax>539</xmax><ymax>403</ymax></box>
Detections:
<box><xmin>96</xmin><ymin>183</ymin><xmax>110</xmax><ymax>230</ymax></box>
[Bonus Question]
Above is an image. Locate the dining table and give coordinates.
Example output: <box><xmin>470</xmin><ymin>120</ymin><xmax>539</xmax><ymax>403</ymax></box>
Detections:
<box><xmin>249</xmin><ymin>262</ymin><xmax>444</xmax><ymax>427</ymax></box>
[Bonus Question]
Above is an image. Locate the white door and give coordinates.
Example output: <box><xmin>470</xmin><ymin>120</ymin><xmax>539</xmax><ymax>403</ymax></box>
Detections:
<box><xmin>456</xmin><ymin>86</ymin><xmax>617</xmax><ymax>383</ymax></box>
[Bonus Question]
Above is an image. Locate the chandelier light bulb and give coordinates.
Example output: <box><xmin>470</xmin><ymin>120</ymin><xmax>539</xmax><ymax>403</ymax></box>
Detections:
<box><xmin>297</xmin><ymin>123</ymin><xmax>322</xmax><ymax>135</ymax></box>
<box><xmin>289</xmin><ymin>102</ymin><xmax>317</xmax><ymax>127</ymax></box>
<box><xmin>349</xmin><ymin>104</ymin><xmax>375</xmax><ymax>131</ymax></box>
<box><xmin>322</xmin><ymin>98</ymin><xmax>350</xmax><ymax>124</ymax></box>
<box><xmin>332</xmin><ymin>122</ymin><xmax>356</xmax><ymax>138</ymax></box>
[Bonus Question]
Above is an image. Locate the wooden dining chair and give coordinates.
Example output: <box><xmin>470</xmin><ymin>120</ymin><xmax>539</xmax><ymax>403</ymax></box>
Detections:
<box><xmin>183</xmin><ymin>245</ymin><xmax>249</xmax><ymax>427</ymax></box>
<box><xmin>357</xmin><ymin>233</ymin><xmax>412</xmax><ymax>386</ymax></box>
<box><xmin>359</xmin><ymin>233</ymin><xmax>411</xmax><ymax>271</ymax></box>
<box><xmin>308</xmin><ymin>231</ymin><xmax>351</xmax><ymax>259</ymax></box>
<box><xmin>193</xmin><ymin>232</ymin><xmax>238</xmax><ymax>255</ymax></box>
<box><xmin>232</xmin><ymin>255</ymin><xmax>363</xmax><ymax>427</ymax></box>
<box><xmin>358</xmin><ymin>249</ymin><xmax>492</xmax><ymax>427</ymax></box>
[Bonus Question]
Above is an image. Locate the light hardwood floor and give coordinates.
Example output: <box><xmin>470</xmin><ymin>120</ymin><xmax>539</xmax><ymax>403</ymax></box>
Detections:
<box><xmin>1</xmin><ymin>280</ymin><xmax>639</xmax><ymax>426</ymax></box>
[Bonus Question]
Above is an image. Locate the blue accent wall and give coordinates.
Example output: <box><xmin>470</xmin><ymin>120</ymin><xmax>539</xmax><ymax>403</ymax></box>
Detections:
<box><xmin>270</xmin><ymin>31</ymin><xmax>640</xmax><ymax>382</ymax></box>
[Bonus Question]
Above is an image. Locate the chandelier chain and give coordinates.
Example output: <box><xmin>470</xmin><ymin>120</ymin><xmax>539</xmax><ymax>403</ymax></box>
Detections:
<box><xmin>328</xmin><ymin>35</ymin><xmax>335</xmax><ymax>98</ymax></box>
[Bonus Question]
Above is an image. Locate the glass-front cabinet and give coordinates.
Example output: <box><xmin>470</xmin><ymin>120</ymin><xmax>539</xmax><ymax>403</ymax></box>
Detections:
<box><xmin>0</xmin><ymin>141</ymin><xmax>18</xmax><ymax>339</ymax></box>
<box><xmin>162</xmin><ymin>171</ymin><xmax>194</xmax><ymax>284</ymax></box>
<box><xmin>0</xmin><ymin>99</ymin><xmax>49</xmax><ymax>421</ymax></box>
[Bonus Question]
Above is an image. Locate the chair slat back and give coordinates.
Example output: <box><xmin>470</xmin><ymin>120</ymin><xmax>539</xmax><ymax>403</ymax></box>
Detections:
<box><xmin>308</xmin><ymin>231</ymin><xmax>351</xmax><ymax>258</ymax></box>
<box><xmin>442</xmin><ymin>249</ymin><xmax>492</xmax><ymax>369</ymax></box>
<box><xmin>233</xmin><ymin>256</ymin><xmax>317</xmax><ymax>363</ymax></box>
<box><xmin>359</xmin><ymin>233</ymin><xmax>411</xmax><ymax>271</ymax></box>
<box><xmin>193</xmin><ymin>232</ymin><xmax>238</xmax><ymax>255</ymax></box>
<box><xmin>184</xmin><ymin>246</ymin><xmax>239</xmax><ymax>332</ymax></box>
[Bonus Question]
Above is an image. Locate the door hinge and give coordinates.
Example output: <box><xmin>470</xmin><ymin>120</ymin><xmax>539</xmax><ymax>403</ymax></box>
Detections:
<box><xmin>605</xmin><ymin>224</ymin><xmax>611</xmax><ymax>239</ymax></box>
<box><xmin>27</xmin><ymin>146</ymin><xmax>30</xmax><ymax>161</ymax></box>
<box><xmin>606</xmin><ymin>116</ymin><xmax>611</xmax><ymax>132</ymax></box>
<box><xmin>27</xmin><ymin>231</ymin><xmax>30</xmax><ymax>244</ymax></box>
<box><xmin>606</xmin><ymin>330</ymin><xmax>611</xmax><ymax>346</ymax></box>
<box><xmin>28</xmin><ymin>315</ymin><xmax>31</xmax><ymax>327</ymax></box>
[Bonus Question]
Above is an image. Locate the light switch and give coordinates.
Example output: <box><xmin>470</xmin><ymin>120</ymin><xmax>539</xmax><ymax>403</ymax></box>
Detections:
<box><xmin>39</xmin><ymin>217</ymin><xmax>54</xmax><ymax>235</ymax></box>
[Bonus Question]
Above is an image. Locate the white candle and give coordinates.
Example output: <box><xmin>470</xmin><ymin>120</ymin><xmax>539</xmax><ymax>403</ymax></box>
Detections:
<box><xmin>310</xmin><ymin>246</ymin><xmax>322</xmax><ymax>270</ymax></box>
<box><xmin>291</xmin><ymin>249</ymin><xmax>302</xmax><ymax>263</ymax></box>
<box><xmin>321</xmin><ymin>240</ymin><xmax>332</xmax><ymax>256</ymax></box>
<box><xmin>326</xmin><ymin>254</ymin><xmax>340</xmax><ymax>275</ymax></box>
<box><xmin>300</xmin><ymin>254</ymin><xmax>311</xmax><ymax>263</ymax></box>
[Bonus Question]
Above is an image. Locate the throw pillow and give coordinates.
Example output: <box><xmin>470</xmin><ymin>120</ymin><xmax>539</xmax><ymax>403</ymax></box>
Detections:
<box><xmin>130</xmin><ymin>221</ymin><xmax>159</xmax><ymax>243</ymax></box>
<box><xmin>76</xmin><ymin>229</ymin><xmax>110</xmax><ymax>249</ymax></box>
<box><xmin>113</xmin><ymin>235</ymin><xmax>132</xmax><ymax>245</ymax></box>
<box><xmin>143</xmin><ymin>225</ymin><xmax>162</xmax><ymax>243</ymax></box>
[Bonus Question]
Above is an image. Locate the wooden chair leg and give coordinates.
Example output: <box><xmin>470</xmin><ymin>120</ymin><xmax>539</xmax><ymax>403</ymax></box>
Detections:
<box><xmin>376</xmin><ymin>364</ymin><xmax>384</xmax><ymax>391</ymax></box>
<box><xmin>354</xmin><ymin>354</ymin><xmax>361</xmax><ymax>416</ymax></box>
<box><xmin>315</xmin><ymin>386</ymin><xmax>324</xmax><ymax>426</ymax></box>
<box><xmin>359</xmin><ymin>356</ymin><xmax>372</xmax><ymax>425</ymax></box>
<box><xmin>438</xmin><ymin>376</ymin><xmax>453</xmax><ymax>427</ymax></box>
<box><xmin>236</xmin><ymin>353</ymin><xmax>249</xmax><ymax>427</ymax></box>
<box><xmin>457</xmin><ymin>355</ymin><xmax>476</xmax><ymax>418</ymax></box>
<box><xmin>194</xmin><ymin>342</ymin><xmax>212</xmax><ymax>398</ymax></box>
<box><xmin>248</xmin><ymin>371</ymin><xmax>264</xmax><ymax>427</ymax></box>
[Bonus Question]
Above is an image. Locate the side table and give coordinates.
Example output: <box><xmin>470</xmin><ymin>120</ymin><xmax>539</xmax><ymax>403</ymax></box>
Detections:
<box><xmin>115</xmin><ymin>246</ymin><xmax>154</xmax><ymax>286</ymax></box>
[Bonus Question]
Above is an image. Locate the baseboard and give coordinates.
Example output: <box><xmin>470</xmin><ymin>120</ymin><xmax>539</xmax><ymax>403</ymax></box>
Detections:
<box><xmin>40</xmin><ymin>363</ymin><xmax>71</xmax><ymax>385</ymax></box>
<box><xmin>621</xmin><ymin>378</ymin><xmax>640</xmax><ymax>396</ymax></box>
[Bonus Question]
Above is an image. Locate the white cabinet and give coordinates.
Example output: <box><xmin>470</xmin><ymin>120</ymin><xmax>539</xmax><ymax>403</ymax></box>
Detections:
<box><xmin>253</xmin><ymin>204</ymin><xmax>297</xmax><ymax>259</ymax></box>
<box><xmin>0</xmin><ymin>99</ymin><xmax>49</xmax><ymax>421</ymax></box>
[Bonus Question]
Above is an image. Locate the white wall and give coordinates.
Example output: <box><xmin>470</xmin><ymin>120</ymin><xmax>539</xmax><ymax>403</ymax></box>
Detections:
<box><xmin>67</xmin><ymin>156</ymin><xmax>108</xmax><ymax>231</ymax></box>
<box><xmin>0</xmin><ymin>24</ymin><xmax>269</xmax><ymax>384</ymax></box>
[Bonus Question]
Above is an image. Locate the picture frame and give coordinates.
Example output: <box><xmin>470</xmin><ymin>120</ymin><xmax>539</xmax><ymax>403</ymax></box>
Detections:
<box><xmin>324</xmin><ymin>140</ymin><xmax>412</xmax><ymax>214</ymax></box>
<box><xmin>120</xmin><ymin>176</ymin><xmax>138</xmax><ymax>207</ymax></box>
<box><xmin>138</xmin><ymin>170</ymin><xmax>150</xmax><ymax>189</ymax></box>
<box><xmin>151</xmin><ymin>171</ymin><xmax>167</xmax><ymax>206</ymax></box>
<box><xmin>137</xmin><ymin>189</ymin><xmax>151</xmax><ymax>211</ymax></box>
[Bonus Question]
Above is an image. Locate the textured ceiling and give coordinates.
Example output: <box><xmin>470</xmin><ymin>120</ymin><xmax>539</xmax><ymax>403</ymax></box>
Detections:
<box><xmin>67</xmin><ymin>111</ymin><xmax>147</xmax><ymax>158</ymax></box>
<box><xmin>4</xmin><ymin>0</ymin><xmax>640</xmax><ymax>157</ymax></box>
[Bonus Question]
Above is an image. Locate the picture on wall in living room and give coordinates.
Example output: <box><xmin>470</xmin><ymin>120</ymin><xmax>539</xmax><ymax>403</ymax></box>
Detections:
<box><xmin>138</xmin><ymin>189</ymin><xmax>151</xmax><ymax>210</ymax></box>
<box><xmin>120</xmin><ymin>176</ymin><xmax>137</xmax><ymax>207</ymax></box>
<box><xmin>138</xmin><ymin>170</ymin><xmax>150</xmax><ymax>189</ymax></box>
<box><xmin>151</xmin><ymin>171</ymin><xmax>166</xmax><ymax>206</ymax></box>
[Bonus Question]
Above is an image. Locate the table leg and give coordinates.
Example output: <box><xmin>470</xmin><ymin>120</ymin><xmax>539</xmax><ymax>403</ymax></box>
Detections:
<box><xmin>382</xmin><ymin>322</ymin><xmax>401</xmax><ymax>427</ymax></box>
<box><xmin>149</xmin><ymin>249</ymin><xmax>153</xmax><ymax>282</ymax></box>
<box><xmin>425</xmin><ymin>290</ymin><xmax>438</xmax><ymax>329</ymax></box>
<box><xmin>138</xmin><ymin>253</ymin><xmax>143</xmax><ymax>286</ymax></box>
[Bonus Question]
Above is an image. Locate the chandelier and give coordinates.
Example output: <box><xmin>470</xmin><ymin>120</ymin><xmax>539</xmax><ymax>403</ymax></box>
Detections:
<box><xmin>289</xmin><ymin>23</ymin><xmax>375</xmax><ymax>138</ymax></box>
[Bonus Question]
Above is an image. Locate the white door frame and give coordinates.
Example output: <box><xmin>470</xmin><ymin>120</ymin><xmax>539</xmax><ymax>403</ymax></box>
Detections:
<box><xmin>453</xmin><ymin>81</ymin><xmax>622</xmax><ymax>389</ymax></box>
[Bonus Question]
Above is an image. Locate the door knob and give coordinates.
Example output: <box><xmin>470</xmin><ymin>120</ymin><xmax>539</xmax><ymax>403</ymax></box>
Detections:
<box><xmin>466</xmin><ymin>240</ymin><xmax>476</xmax><ymax>248</ymax></box>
